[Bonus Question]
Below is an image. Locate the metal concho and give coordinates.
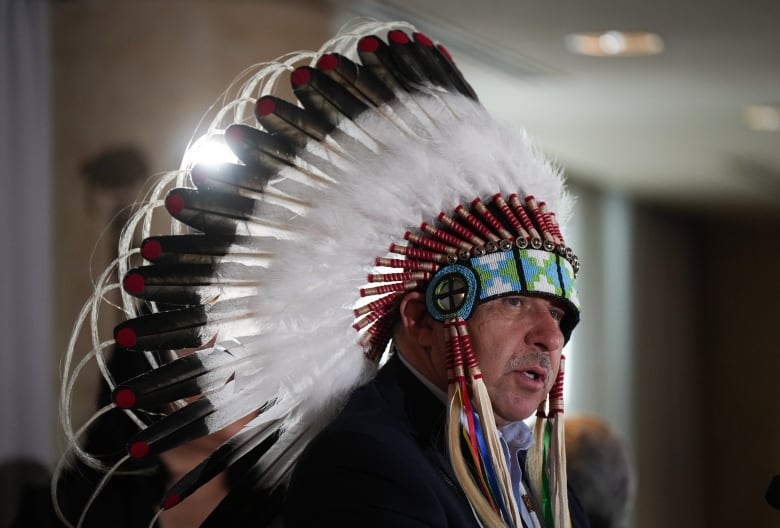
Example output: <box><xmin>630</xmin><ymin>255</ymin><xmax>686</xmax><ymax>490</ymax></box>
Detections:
<box><xmin>425</xmin><ymin>264</ymin><xmax>478</xmax><ymax>321</ymax></box>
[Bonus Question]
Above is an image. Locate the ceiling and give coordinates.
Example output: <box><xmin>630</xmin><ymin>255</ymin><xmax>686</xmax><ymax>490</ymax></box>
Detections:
<box><xmin>338</xmin><ymin>0</ymin><xmax>780</xmax><ymax>213</ymax></box>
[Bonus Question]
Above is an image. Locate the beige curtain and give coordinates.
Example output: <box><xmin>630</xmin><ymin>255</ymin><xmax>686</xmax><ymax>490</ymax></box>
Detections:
<box><xmin>0</xmin><ymin>0</ymin><xmax>53</xmax><ymax>465</ymax></box>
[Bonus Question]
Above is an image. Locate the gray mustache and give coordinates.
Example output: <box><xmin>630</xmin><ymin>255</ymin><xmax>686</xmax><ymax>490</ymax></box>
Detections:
<box><xmin>506</xmin><ymin>351</ymin><xmax>552</xmax><ymax>376</ymax></box>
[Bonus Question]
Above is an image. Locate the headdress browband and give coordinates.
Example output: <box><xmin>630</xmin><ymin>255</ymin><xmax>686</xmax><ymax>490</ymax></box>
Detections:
<box><xmin>356</xmin><ymin>191</ymin><xmax>580</xmax><ymax>360</ymax></box>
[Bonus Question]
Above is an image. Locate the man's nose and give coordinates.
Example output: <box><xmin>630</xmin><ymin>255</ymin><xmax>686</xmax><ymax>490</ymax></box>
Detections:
<box><xmin>524</xmin><ymin>311</ymin><xmax>565</xmax><ymax>352</ymax></box>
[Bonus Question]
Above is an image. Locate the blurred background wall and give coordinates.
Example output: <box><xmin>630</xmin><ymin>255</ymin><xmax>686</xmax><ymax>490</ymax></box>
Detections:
<box><xmin>2</xmin><ymin>0</ymin><xmax>779</xmax><ymax>526</ymax></box>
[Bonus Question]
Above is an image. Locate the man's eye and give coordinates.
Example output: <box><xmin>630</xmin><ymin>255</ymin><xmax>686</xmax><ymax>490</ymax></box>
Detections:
<box><xmin>550</xmin><ymin>309</ymin><xmax>565</xmax><ymax>322</ymax></box>
<box><xmin>504</xmin><ymin>296</ymin><xmax>525</xmax><ymax>308</ymax></box>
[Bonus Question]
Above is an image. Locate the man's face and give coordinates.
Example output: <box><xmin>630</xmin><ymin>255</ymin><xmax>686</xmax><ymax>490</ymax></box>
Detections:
<box><xmin>464</xmin><ymin>295</ymin><xmax>567</xmax><ymax>426</ymax></box>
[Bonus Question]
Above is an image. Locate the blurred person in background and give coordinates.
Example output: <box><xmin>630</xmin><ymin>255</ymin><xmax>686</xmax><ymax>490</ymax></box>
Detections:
<box><xmin>565</xmin><ymin>415</ymin><xmax>636</xmax><ymax>528</ymax></box>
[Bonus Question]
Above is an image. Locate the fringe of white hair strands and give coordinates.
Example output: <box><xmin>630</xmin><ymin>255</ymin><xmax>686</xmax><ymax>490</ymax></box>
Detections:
<box><xmin>547</xmin><ymin>356</ymin><xmax>570</xmax><ymax>528</ymax></box>
<box><xmin>457</xmin><ymin>321</ymin><xmax>522</xmax><ymax>525</ymax></box>
<box><xmin>526</xmin><ymin>356</ymin><xmax>571</xmax><ymax>528</ymax></box>
<box><xmin>445</xmin><ymin>322</ymin><xmax>507</xmax><ymax>527</ymax></box>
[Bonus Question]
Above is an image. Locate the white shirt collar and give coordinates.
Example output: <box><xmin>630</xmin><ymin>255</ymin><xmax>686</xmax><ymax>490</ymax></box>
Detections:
<box><xmin>499</xmin><ymin>420</ymin><xmax>536</xmax><ymax>451</ymax></box>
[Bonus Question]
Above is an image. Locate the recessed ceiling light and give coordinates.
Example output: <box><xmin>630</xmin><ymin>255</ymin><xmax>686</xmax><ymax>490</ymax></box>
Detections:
<box><xmin>743</xmin><ymin>104</ymin><xmax>780</xmax><ymax>132</ymax></box>
<box><xmin>565</xmin><ymin>31</ymin><xmax>664</xmax><ymax>57</ymax></box>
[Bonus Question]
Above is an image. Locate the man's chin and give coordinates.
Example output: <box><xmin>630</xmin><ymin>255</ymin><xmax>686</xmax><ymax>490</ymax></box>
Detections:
<box><xmin>492</xmin><ymin>408</ymin><xmax>538</xmax><ymax>426</ymax></box>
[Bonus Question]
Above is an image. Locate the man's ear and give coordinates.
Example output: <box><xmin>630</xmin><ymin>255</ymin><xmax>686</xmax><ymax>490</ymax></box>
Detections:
<box><xmin>398</xmin><ymin>292</ymin><xmax>435</xmax><ymax>347</ymax></box>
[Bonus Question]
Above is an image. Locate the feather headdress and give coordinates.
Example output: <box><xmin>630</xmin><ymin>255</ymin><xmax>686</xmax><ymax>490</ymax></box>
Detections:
<box><xmin>57</xmin><ymin>19</ymin><xmax>580</xmax><ymax>527</ymax></box>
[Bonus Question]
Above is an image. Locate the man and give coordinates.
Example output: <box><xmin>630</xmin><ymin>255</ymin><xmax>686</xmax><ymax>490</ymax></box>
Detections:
<box><xmin>60</xmin><ymin>20</ymin><xmax>588</xmax><ymax>528</ymax></box>
<box><xmin>285</xmin><ymin>291</ymin><xmax>586</xmax><ymax>527</ymax></box>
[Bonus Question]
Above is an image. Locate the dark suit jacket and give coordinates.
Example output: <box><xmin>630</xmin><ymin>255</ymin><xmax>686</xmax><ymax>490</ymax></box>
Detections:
<box><xmin>283</xmin><ymin>353</ymin><xmax>589</xmax><ymax>527</ymax></box>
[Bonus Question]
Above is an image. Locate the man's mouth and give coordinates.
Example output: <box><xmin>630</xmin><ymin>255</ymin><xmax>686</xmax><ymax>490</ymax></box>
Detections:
<box><xmin>520</xmin><ymin>367</ymin><xmax>546</xmax><ymax>384</ymax></box>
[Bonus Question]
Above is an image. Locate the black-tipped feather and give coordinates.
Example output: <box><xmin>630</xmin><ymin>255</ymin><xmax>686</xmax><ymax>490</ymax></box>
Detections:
<box><xmin>114</xmin><ymin>305</ymin><xmax>208</xmax><ymax>350</ymax></box>
<box><xmin>126</xmin><ymin>391</ymin><xmax>265</xmax><ymax>459</ymax></box>
<box><xmin>121</xmin><ymin>263</ymin><xmax>260</xmax><ymax>305</ymax></box>
<box><xmin>160</xmin><ymin>424</ymin><xmax>282</xmax><ymax>511</ymax></box>
<box><xmin>199</xmin><ymin>424</ymin><xmax>322</xmax><ymax>527</ymax></box>
<box><xmin>165</xmin><ymin>187</ymin><xmax>297</xmax><ymax>237</ymax></box>
<box><xmin>141</xmin><ymin>234</ymin><xmax>272</xmax><ymax>266</ymax></box>
<box><xmin>291</xmin><ymin>66</ymin><xmax>370</xmax><ymax>123</ymax></box>
<box><xmin>408</xmin><ymin>33</ymin><xmax>458</xmax><ymax>91</ymax></box>
<box><xmin>357</xmin><ymin>35</ymin><xmax>409</xmax><ymax>93</ymax></box>
<box><xmin>432</xmin><ymin>43</ymin><xmax>479</xmax><ymax>100</ymax></box>
<box><xmin>254</xmin><ymin>95</ymin><xmax>333</xmax><ymax>146</ymax></box>
<box><xmin>316</xmin><ymin>53</ymin><xmax>397</xmax><ymax>107</ymax></box>
<box><xmin>113</xmin><ymin>295</ymin><xmax>259</xmax><ymax>352</ymax></box>
<box><xmin>165</xmin><ymin>188</ymin><xmax>257</xmax><ymax>235</ymax></box>
<box><xmin>225</xmin><ymin>124</ymin><xmax>298</xmax><ymax>168</ymax></box>
<box><xmin>386</xmin><ymin>30</ymin><xmax>432</xmax><ymax>88</ymax></box>
<box><xmin>113</xmin><ymin>347</ymin><xmax>235</xmax><ymax>407</ymax></box>
<box><xmin>191</xmin><ymin>162</ymin><xmax>273</xmax><ymax>195</ymax></box>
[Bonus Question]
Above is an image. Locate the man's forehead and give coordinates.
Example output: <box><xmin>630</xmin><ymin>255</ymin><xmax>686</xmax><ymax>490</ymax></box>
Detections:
<box><xmin>477</xmin><ymin>293</ymin><xmax>569</xmax><ymax>314</ymax></box>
